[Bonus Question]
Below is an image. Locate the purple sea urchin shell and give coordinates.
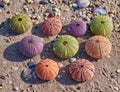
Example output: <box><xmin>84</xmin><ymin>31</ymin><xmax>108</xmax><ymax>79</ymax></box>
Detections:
<box><xmin>67</xmin><ymin>20</ymin><xmax>87</xmax><ymax>37</ymax></box>
<box><xmin>19</xmin><ymin>35</ymin><xmax>44</xmax><ymax>58</ymax></box>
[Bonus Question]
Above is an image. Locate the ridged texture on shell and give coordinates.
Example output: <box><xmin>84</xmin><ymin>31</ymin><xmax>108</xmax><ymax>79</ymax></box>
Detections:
<box><xmin>53</xmin><ymin>35</ymin><xmax>79</xmax><ymax>59</ymax></box>
<box><xmin>90</xmin><ymin>16</ymin><xmax>113</xmax><ymax>36</ymax></box>
<box><xmin>35</xmin><ymin>59</ymin><xmax>59</xmax><ymax>80</ymax></box>
<box><xmin>19</xmin><ymin>35</ymin><xmax>44</xmax><ymax>58</ymax></box>
<box><xmin>42</xmin><ymin>18</ymin><xmax>62</xmax><ymax>36</ymax></box>
<box><xmin>10</xmin><ymin>13</ymin><xmax>33</xmax><ymax>34</ymax></box>
<box><xmin>85</xmin><ymin>35</ymin><xmax>112</xmax><ymax>59</ymax></box>
<box><xmin>68</xmin><ymin>20</ymin><xmax>87</xmax><ymax>37</ymax></box>
<box><xmin>69</xmin><ymin>59</ymin><xmax>95</xmax><ymax>82</ymax></box>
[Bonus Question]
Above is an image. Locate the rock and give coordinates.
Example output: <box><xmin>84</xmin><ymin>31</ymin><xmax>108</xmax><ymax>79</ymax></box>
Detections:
<box><xmin>3</xmin><ymin>0</ymin><xmax>10</xmax><ymax>4</ymax></box>
<box><xmin>22</xmin><ymin>69</ymin><xmax>32</xmax><ymax>80</ymax></box>
<box><xmin>0</xmin><ymin>9</ymin><xmax>2</xmax><ymax>13</ymax></box>
<box><xmin>0</xmin><ymin>83</ymin><xmax>3</xmax><ymax>89</ymax></box>
<box><xmin>72</xmin><ymin>3</ymin><xmax>78</xmax><ymax>8</ymax></box>
<box><xmin>70</xmin><ymin>58</ymin><xmax>76</xmax><ymax>63</ymax></box>
<box><xmin>26</xmin><ymin>0</ymin><xmax>33</xmax><ymax>4</ymax></box>
<box><xmin>94</xmin><ymin>7</ymin><xmax>107</xmax><ymax>15</ymax></box>
<box><xmin>58</xmin><ymin>62</ymin><xmax>64</xmax><ymax>68</ymax></box>
<box><xmin>0</xmin><ymin>2</ymin><xmax>5</xmax><ymax>8</ymax></box>
<box><xmin>13</xmin><ymin>86</ymin><xmax>19</xmax><ymax>91</ymax></box>
<box><xmin>27</xmin><ymin>61</ymin><xmax>36</xmax><ymax>69</ymax></box>
<box><xmin>48</xmin><ymin>0</ymin><xmax>55</xmax><ymax>4</ymax></box>
<box><xmin>40</xmin><ymin>0</ymin><xmax>48</xmax><ymax>4</ymax></box>
<box><xmin>113</xmin><ymin>87</ymin><xmax>119</xmax><ymax>91</ymax></box>
<box><xmin>77</xmin><ymin>0</ymin><xmax>90</xmax><ymax>8</ymax></box>
<box><xmin>57</xmin><ymin>75</ymin><xmax>62</xmax><ymax>79</ymax></box>
<box><xmin>63</xmin><ymin>0</ymin><xmax>69</xmax><ymax>4</ymax></box>
<box><xmin>116</xmin><ymin>69</ymin><xmax>120</xmax><ymax>74</ymax></box>
<box><xmin>32</xmin><ymin>72</ymin><xmax>37</xmax><ymax>79</ymax></box>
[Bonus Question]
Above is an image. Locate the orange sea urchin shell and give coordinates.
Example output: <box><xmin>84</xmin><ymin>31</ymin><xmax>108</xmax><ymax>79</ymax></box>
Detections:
<box><xmin>85</xmin><ymin>35</ymin><xmax>112</xmax><ymax>59</ymax></box>
<box><xmin>35</xmin><ymin>59</ymin><xmax>59</xmax><ymax>81</ymax></box>
<box><xmin>69</xmin><ymin>59</ymin><xmax>95</xmax><ymax>82</ymax></box>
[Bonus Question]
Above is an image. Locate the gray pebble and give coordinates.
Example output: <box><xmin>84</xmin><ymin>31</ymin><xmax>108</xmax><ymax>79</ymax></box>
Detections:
<box><xmin>72</xmin><ymin>3</ymin><xmax>78</xmax><ymax>8</ymax></box>
<box><xmin>0</xmin><ymin>2</ymin><xmax>5</xmax><ymax>8</ymax></box>
<box><xmin>70</xmin><ymin>58</ymin><xmax>77</xmax><ymax>63</ymax></box>
<box><xmin>40</xmin><ymin>0</ymin><xmax>48</xmax><ymax>4</ymax></box>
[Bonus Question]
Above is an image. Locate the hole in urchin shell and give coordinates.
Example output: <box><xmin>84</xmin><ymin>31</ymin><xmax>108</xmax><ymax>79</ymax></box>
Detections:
<box><xmin>18</xmin><ymin>18</ymin><xmax>22</xmax><ymax>21</ymax></box>
<box><xmin>101</xmin><ymin>21</ymin><xmax>105</xmax><ymax>24</ymax></box>
<box><xmin>95</xmin><ymin>40</ymin><xmax>100</xmax><ymax>43</ymax></box>
<box><xmin>76</xmin><ymin>23</ymin><xmax>80</xmax><ymax>26</ymax></box>
<box><xmin>46</xmin><ymin>65</ymin><xmax>49</xmax><ymax>67</ymax></box>
<box><xmin>28</xmin><ymin>40</ymin><xmax>33</xmax><ymax>43</ymax></box>
<box><xmin>63</xmin><ymin>41</ymin><xmax>68</xmax><ymax>45</ymax></box>
<box><xmin>81</xmin><ymin>65</ymin><xmax>84</xmax><ymax>67</ymax></box>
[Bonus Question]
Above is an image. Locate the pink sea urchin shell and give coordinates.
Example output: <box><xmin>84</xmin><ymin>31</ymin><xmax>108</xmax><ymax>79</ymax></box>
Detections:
<box><xmin>67</xmin><ymin>20</ymin><xmax>87</xmax><ymax>37</ymax></box>
<box><xmin>19</xmin><ymin>35</ymin><xmax>44</xmax><ymax>58</ymax></box>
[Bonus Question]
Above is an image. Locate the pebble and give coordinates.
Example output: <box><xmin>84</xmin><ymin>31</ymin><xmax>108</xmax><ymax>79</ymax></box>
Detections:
<box><xmin>70</xmin><ymin>58</ymin><xmax>77</xmax><ymax>63</ymax></box>
<box><xmin>77</xmin><ymin>0</ymin><xmax>90</xmax><ymax>8</ymax></box>
<box><xmin>113</xmin><ymin>87</ymin><xmax>119</xmax><ymax>91</ymax></box>
<box><xmin>3</xmin><ymin>0</ymin><xmax>10</xmax><ymax>4</ymax></box>
<box><xmin>116</xmin><ymin>69</ymin><xmax>120</xmax><ymax>74</ymax></box>
<box><xmin>0</xmin><ymin>9</ymin><xmax>2</xmax><ymax>13</ymax></box>
<box><xmin>63</xmin><ymin>0</ymin><xmax>69</xmax><ymax>4</ymax></box>
<box><xmin>48</xmin><ymin>0</ymin><xmax>55</xmax><ymax>4</ymax></box>
<box><xmin>57</xmin><ymin>75</ymin><xmax>62</xmax><ymax>79</ymax></box>
<box><xmin>110</xmin><ymin>73</ymin><xmax>118</xmax><ymax>78</ymax></box>
<box><xmin>58</xmin><ymin>62</ymin><xmax>64</xmax><ymax>68</ymax></box>
<box><xmin>40</xmin><ymin>0</ymin><xmax>48</xmax><ymax>4</ymax></box>
<box><xmin>26</xmin><ymin>0</ymin><xmax>33</xmax><ymax>4</ymax></box>
<box><xmin>32</xmin><ymin>72</ymin><xmax>37</xmax><ymax>79</ymax></box>
<box><xmin>0</xmin><ymin>2</ymin><xmax>5</xmax><ymax>8</ymax></box>
<box><xmin>27</xmin><ymin>61</ymin><xmax>36</xmax><ymax>69</ymax></box>
<box><xmin>0</xmin><ymin>75</ymin><xmax>5</xmax><ymax>80</ymax></box>
<box><xmin>22</xmin><ymin>69</ymin><xmax>32</xmax><ymax>80</ymax></box>
<box><xmin>72</xmin><ymin>3</ymin><xmax>78</xmax><ymax>8</ymax></box>
<box><xmin>94</xmin><ymin>7</ymin><xmax>107</xmax><ymax>15</ymax></box>
<box><xmin>0</xmin><ymin>83</ymin><xmax>3</xmax><ymax>89</ymax></box>
<box><xmin>13</xmin><ymin>86</ymin><xmax>19</xmax><ymax>91</ymax></box>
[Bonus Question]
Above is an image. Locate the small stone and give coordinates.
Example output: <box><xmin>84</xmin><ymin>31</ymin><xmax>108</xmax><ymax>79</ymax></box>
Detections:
<box><xmin>116</xmin><ymin>69</ymin><xmax>120</xmax><ymax>74</ymax></box>
<box><xmin>58</xmin><ymin>62</ymin><xmax>64</xmax><ymax>68</ymax></box>
<box><xmin>57</xmin><ymin>75</ymin><xmax>62</xmax><ymax>79</ymax></box>
<box><xmin>3</xmin><ymin>0</ymin><xmax>10</xmax><ymax>4</ymax></box>
<box><xmin>72</xmin><ymin>3</ymin><xmax>78</xmax><ymax>8</ymax></box>
<box><xmin>77</xmin><ymin>0</ymin><xmax>90</xmax><ymax>8</ymax></box>
<box><xmin>27</xmin><ymin>61</ymin><xmax>36</xmax><ymax>69</ymax></box>
<box><xmin>13</xmin><ymin>86</ymin><xmax>19</xmax><ymax>91</ymax></box>
<box><xmin>40</xmin><ymin>0</ymin><xmax>48</xmax><ymax>4</ymax></box>
<box><xmin>70</xmin><ymin>58</ymin><xmax>76</xmax><ymax>63</ymax></box>
<box><xmin>63</xmin><ymin>0</ymin><xmax>69</xmax><ymax>4</ymax></box>
<box><xmin>0</xmin><ymin>9</ymin><xmax>2</xmax><ymax>13</ymax></box>
<box><xmin>22</xmin><ymin>69</ymin><xmax>32</xmax><ymax>80</ymax></box>
<box><xmin>26</xmin><ymin>0</ymin><xmax>33</xmax><ymax>4</ymax></box>
<box><xmin>113</xmin><ymin>87</ymin><xmax>119</xmax><ymax>91</ymax></box>
<box><xmin>0</xmin><ymin>2</ymin><xmax>5</xmax><ymax>8</ymax></box>
<box><xmin>48</xmin><ymin>0</ymin><xmax>54</xmax><ymax>4</ymax></box>
<box><xmin>0</xmin><ymin>83</ymin><xmax>3</xmax><ymax>89</ymax></box>
<box><xmin>94</xmin><ymin>7</ymin><xmax>107</xmax><ymax>15</ymax></box>
<box><xmin>32</xmin><ymin>72</ymin><xmax>37</xmax><ymax>79</ymax></box>
<box><xmin>110</xmin><ymin>73</ymin><xmax>118</xmax><ymax>78</ymax></box>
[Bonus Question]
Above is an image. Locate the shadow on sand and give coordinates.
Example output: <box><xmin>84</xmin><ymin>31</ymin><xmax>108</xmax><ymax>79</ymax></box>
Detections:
<box><xmin>0</xmin><ymin>18</ymin><xmax>19</xmax><ymax>37</ymax></box>
<box><xmin>3</xmin><ymin>42</ymin><xmax>27</xmax><ymax>62</ymax></box>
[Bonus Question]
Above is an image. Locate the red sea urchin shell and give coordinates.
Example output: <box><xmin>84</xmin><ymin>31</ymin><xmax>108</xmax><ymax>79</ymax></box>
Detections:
<box><xmin>69</xmin><ymin>59</ymin><xmax>95</xmax><ymax>82</ymax></box>
<box><xmin>19</xmin><ymin>35</ymin><xmax>44</xmax><ymax>58</ymax></box>
<box><xmin>67</xmin><ymin>20</ymin><xmax>87</xmax><ymax>37</ymax></box>
<box><xmin>42</xmin><ymin>18</ymin><xmax>62</xmax><ymax>36</ymax></box>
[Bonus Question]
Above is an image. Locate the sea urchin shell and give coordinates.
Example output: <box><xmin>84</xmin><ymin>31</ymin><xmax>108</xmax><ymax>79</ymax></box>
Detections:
<box><xmin>53</xmin><ymin>35</ymin><xmax>79</xmax><ymax>59</ymax></box>
<box><xmin>42</xmin><ymin>18</ymin><xmax>62</xmax><ymax>36</ymax></box>
<box><xmin>69</xmin><ymin>59</ymin><xmax>95</xmax><ymax>82</ymax></box>
<box><xmin>10</xmin><ymin>13</ymin><xmax>33</xmax><ymax>34</ymax></box>
<box><xmin>67</xmin><ymin>20</ymin><xmax>87</xmax><ymax>37</ymax></box>
<box><xmin>90</xmin><ymin>15</ymin><xmax>113</xmax><ymax>36</ymax></box>
<box><xmin>85</xmin><ymin>35</ymin><xmax>112</xmax><ymax>59</ymax></box>
<box><xmin>19</xmin><ymin>35</ymin><xmax>44</xmax><ymax>58</ymax></box>
<box><xmin>35</xmin><ymin>59</ymin><xmax>59</xmax><ymax>81</ymax></box>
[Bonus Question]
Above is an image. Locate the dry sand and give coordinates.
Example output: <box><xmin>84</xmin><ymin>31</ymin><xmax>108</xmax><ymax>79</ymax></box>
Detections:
<box><xmin>0</xmin><ymin>0</ymin><xmax>120</xmax><ymax>92</ymax></box>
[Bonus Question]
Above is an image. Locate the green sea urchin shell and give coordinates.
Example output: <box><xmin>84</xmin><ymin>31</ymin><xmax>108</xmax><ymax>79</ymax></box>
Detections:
<box><xmin>10</xmin><ymin>13</ymin><xmax>33</xmax><ymax>34</ymax></box>
<box><xmin>53</xmin><ymin>35</ymin><xmax>79</xmax><ymax>59</ymax></box>
<box><xmin>90</xmin><ymin>16</ymin><xmax>113</xmax><ymax>36</ymax></box>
